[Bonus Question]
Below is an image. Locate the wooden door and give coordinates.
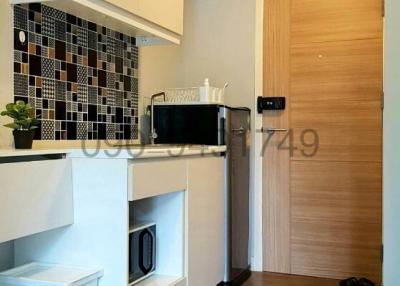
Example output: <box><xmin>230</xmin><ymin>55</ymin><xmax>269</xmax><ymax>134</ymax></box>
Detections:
<box><xmin>262</xmin><ymin>0</ymin><xmax>383</xmax><ymax>282</ymax></box>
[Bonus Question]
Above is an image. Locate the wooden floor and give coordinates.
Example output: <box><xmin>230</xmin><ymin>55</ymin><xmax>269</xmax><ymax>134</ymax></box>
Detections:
<box><xmin>243</xmin><ymin>272</ymin><xmax>340</xmax><ymax>286</ymax></box>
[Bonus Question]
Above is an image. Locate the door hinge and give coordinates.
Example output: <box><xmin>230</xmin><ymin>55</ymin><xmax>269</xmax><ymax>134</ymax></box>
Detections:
<box><xmin>382</xmin><ymin>0</ymin><xmax>385</xmax><ymax>17</ymax></box>
<box><xmin>381</xmin><ymin>91</ymin><xmax>385</xmax><ymax>110</ymax></box>
<box><xmin>381</xmin><ymin>244</ymin><xmax>384</xmax><ymax>264</ymax></box>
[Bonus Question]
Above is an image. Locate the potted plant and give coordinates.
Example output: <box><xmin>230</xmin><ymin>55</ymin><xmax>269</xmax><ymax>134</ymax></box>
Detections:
<box><xmin>1</xmin><ymin>101</ymin><xmax>39</xmax><ymax>149</ymax></box>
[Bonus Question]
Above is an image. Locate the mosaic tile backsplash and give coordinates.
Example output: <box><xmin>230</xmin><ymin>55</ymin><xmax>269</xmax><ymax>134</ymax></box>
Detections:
<box><xmin>13</xmin><ymin>3</ymin><xmax>139</xmax><ymax>140</ymax></box>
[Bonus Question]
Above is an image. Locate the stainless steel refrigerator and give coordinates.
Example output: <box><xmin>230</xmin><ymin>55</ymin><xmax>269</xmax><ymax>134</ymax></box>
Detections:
<box><xmin>221</xmin><ymin>107</ymin><xmax>251</xmax><ymax>285</ymax></box>
<box><xmin>153</xmin><ymin>104</ymin><xmax>251</xmax><ymax>285</ymax></box>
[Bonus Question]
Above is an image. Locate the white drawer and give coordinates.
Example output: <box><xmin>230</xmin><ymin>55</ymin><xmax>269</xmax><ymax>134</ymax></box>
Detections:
<box><xmin>0</xmin><ymin>155</ymin><xmax>73</xmax><ymax>243</ymax></box>
<box><xmin>128</xmin><ymin>159</ymin><xmax>187</xmax><ymax>201</ymax></box>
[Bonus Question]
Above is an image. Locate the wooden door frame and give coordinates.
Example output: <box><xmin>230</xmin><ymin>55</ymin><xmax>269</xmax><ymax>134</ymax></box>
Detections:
<box><xmin>252</xmin><ymin>0</ymin><xmax>266</xmax><ymax>272</ymax></box>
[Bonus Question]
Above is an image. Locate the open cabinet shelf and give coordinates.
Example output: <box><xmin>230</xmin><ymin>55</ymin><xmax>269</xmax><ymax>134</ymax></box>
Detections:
<box><xmin>129</xmin><ymin>191</ymin><xmax>186</xmax><ymax>286</ymax></box>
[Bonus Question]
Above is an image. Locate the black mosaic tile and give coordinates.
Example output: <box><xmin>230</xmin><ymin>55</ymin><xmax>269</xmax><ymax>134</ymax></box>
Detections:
<box><xmin>42</xmin><ymin>14</ymin><xmax>55</xmax><ymax>38</ymax></box>
<box><xmin>14</xmin><ymin>29</ymin><xmax>28</xmax><ymax>52</ymax></box>
<box><xmin>42</xmin><ymin>5</ymin><xmax>55</xmax><ymax>18</ymax></box>
<box><xmin>53</xmin><ymin>9</ymin><xmax>66</xmax><ymax>21</ymax></box>
<box><xmin>14</xmin><ymin>6</ymin><xmax>28</xmax><ymax>30</ymax></box>
<box><xmin>123</xmin><ymin>76</ymin><xmax>131</xmax><ymax>92</ymax></box>
<box><xmin>35</xmin><ymin>24</ymin><xmax>42</xmax><ymax>34</ymax></box>
<box><xmin>55</xmin><ymin>20</ymin><xmax>66</xmax><ymax>41</ymax></box>
<box><xmin>42</xmin><ymin>58</ymin><xmax>54</xmax><ymax>78</ymax></box>
<box><xmin>14</xmin><ymin>62</ymin><xmax>21</xmax><ymax>73</ymax></box>
<box><xmin>67</xmin><ymin>63</ymin><xmax>77</xmax><ymax>82</ymax></box>
<box><xmin>42</xmin><ymin>78</ymin><xmax>55</xmax><ymax>99</ymax></box>
<box><xmin>98</xmin><ymin>123</ymin><xmax>106</xmax><ymax>139</ymax></box>
<box><xmin>98</xmin><ymin>70</ymin><xmax>107</xmax><ymax>87</ymax></box>
<box><xmin>55</xmin><ymin>81</ymin><xmax>66</xmax><ymax>100</ymax></box>
<box><xmin>29</xmin><ymin>54</ymin><xmax>42</xmax><ymax>76</ymax></box>
<box><xmin>77</xmin><ymin>27</ymin><xmax>88</xmax><ymax>47</ymax></box>
<box><xmin>67</xmin><ymin>122</ymin><xmax>77</xmax><ymax>140</ymax></box>
<box><xmin>14</xmin><ymin>74</ymin><xmax>28</xmax><ymax>96</ymax></box>
<box><xmin>36</xmin><ymin>88</ymin><xmax>42</xmax><ymax>98</ymax></box>
<box><xmin>77</xmin><ymin>84</ymin><xmax>88</xmax><ymax>103</ymax></box>
<box><xmin>115</xmin><ymin>57</ymin><xmax>123</xmax><ymax>73</ymax></box>
<box><xmin>13</xmin><ymin>4</ymin><xmax>139</xmax><ymax>140</ymax></box>
<box><xmin>14</xmin><ymin>51</ymin><xmax>22</xmax><ymax>62</ymax></box>
<box><xmin>55</xmin><ymin>40</ymin><xmax>66</xmax><ymax>61</ymax></box>
<box><xmin>41</xmin><ymin>120</ymin><xmax>55</xmax><ymax>140</ymax></box>
<box><xmin>55</xmin><ymin>101</ymin><xmax>66</xmax><ymax>120</ymax></box>
<box><xmin>29</xmin><ymin>3</ymin><xmax>42</xmax><ymax>13</ymax></box>
<box><xmin>77</xmin><ymin>66</ymin><xmax>87</xmax><ymax>84</ymax></box>
<box><xmin>77</xmin><ymin>122</ymin><xmax>87</xmax><ymax>140</ymax></box>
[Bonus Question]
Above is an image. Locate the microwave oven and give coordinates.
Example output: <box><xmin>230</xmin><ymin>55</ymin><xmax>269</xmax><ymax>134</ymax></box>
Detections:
<box><xmin>153</xmin><ymin>104</ymin><xmax>226</xmax><ymax>145</ymax></box>
<box><xmin>129</xmin><ymin>222</ymin><xmax>156</xmax><ymax>284</ymax></box>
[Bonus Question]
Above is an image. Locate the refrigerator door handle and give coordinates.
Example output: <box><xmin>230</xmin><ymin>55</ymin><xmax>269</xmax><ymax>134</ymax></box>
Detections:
<box><xmin>231</xmin><ymin>127</ymin><xmax>245</xmax><ymax>134</ymax></box>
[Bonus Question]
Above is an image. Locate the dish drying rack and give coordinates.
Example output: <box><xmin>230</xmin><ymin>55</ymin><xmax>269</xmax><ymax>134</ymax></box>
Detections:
<box><xmin>155</xmin><ymin>79</ymin><xmax>228</xmax><ymax>104</ymax></box>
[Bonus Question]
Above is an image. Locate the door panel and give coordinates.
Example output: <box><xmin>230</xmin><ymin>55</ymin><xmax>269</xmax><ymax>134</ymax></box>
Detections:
<box><xmin>291</xmin><ymin>161</ymin><xmax>382</xmax><ymax>281</ymax></box>
<box><xmin>291</xmin><ymin>39</ymin><xmax>382</xmax><ymax>162</ymax></box>
<box><xmin>291</xmin><ymin>0</ymin><xmax>383</xmax><ymax>44</ymax></box>
<box><xmin>263</xmin><ymin>0</ymin><xmax>383</xmax><ymax>281</ymax></box>
<box><xmin>292</xmin><ymin>220</ymin><xmax>381</xmax><ymax>280</ymax></box>
<box><xmin>291</xmin><ymin>161</ymin><xmax>382</xmax><ymax>224</ymax></box>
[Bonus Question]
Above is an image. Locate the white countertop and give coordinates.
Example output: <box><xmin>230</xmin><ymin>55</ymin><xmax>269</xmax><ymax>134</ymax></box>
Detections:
<box><xmin>0</xmin><ymin>149</ymin><xmax>70</xmax><ymax>158</ymax></box>
<box><xmin>68</xmin><ymin>145</ymin><xmax>226</xmax><ymax>159</ymax></box>
<box><xmin>0</xmin><ymin>145</ymin><xmax>226</xmax><ymax>159</ymax></box>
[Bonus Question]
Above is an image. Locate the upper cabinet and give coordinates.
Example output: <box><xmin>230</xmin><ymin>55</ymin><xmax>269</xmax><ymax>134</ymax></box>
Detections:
<box><xmin>10</xmin><ymin>0</ymin><xmax>184</xmax><ymax>45</ymax></box>
<box><xmin>105</xmin><ymin>0</ymin><xmax>184</xmax><ymax>35</ymax></box>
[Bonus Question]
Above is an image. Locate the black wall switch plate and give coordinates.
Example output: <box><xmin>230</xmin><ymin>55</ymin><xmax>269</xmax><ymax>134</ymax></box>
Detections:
<box><xmin>257</xmin><ymin>96</ymin><xmax>286</xmax><ymax>113</ymax></box>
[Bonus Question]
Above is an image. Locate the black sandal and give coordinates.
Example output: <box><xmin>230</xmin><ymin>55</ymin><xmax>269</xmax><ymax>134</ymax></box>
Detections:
<box><xmin>340</xmin><ymin>277</ymin><xmax>359</xmax><ymax>286</ymax></box>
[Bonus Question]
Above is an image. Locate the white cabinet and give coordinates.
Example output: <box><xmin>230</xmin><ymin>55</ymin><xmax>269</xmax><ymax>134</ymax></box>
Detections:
<box><xmin>0</xmin><ymin>155</ymin><xmax>73</xmax><ymax>243</ymax></box>
<box><xmin>187</xmin><ymin>157</ymin><xmax>225</xmax><ymax>286</ymax></box>
<box><xmin>9</xmin><ymin>0</ymin><xmax>184</xmax><ymax>45</ymax></box>
<box><xmin>106</xmin><ymin>0</ymin><xmax>184</xmax><ymax>35</ymax></box>
<box><xmin>13</xmin><ymin>154</ymin><xmax>225</xmax><ymax>286</ymax></box>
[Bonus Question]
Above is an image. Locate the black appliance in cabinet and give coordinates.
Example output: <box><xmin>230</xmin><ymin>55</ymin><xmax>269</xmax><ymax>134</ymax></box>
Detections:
<box><xmin>129</xmin><ymin>223</ymin><xmax>156</xmax><ymax>284</ymax></box>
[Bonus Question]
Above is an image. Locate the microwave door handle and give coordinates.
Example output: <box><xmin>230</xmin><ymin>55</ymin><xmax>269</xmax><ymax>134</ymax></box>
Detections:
<box><xmin>139</xmin><ymin>230</ymin><xmax>154</xmax><ymax>274</ymax></box>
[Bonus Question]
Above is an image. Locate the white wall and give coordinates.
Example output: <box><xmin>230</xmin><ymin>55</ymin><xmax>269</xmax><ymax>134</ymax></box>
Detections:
<box><xmin>139</xmin><ymin>0</ymin><xmax>255</xmax><ymax>108</ymax></box>
<box><xmin>0</xmin><ymin>1</ymin><xmax>16</xmax><ymax>269</ymax></box>
<box><xmin>383</xmin><ymin>0</ymin><xmax>400</xmax><ymax>285</ymax></box>
<box><xmin>139</xmin><ymin>0</ymin><xmax>262</xmax><ymax>270</ymax></box>
<box><xmin>0</xmin><ymin>1</ymin><xmax>14</xmax><ymax>148</ymax></box>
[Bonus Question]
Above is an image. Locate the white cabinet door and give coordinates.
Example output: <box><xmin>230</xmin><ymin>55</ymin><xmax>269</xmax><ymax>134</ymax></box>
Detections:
<box><xmin>137</xmin><ymin>0</ymin><xmax>184</xmax><ymax>35</ymax></box>
<box><xmin>104</xmin><ymin>0</ymin><xmax>139</xmax><ymax>15</ymax></box>
<box><xmin>0</xmin><ymin>156</ymin><xmax>73</xmax><ymax>243</ymax></box>
<box><xmin>128</xmin><ymin>158</ymin><xmax>187</xmax><ymax>201</ymax></box>
<box><xmin>187</xmin><ymin>156</ymin><xmax>225</xmax><ymax>286</ymax></box>
<box><xmin>106</xmin><ymin>0</ymin><xmax>184</xmax><ymax>35</ymax></box>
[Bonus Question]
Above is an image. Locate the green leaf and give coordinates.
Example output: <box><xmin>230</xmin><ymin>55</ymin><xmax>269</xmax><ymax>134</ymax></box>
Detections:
<box><xmin>31</xmin><ymin>118</ymin><xmax>40</xmax><ymax>126</ymax></box>
<box><xmin>1</xmin><ymin>102</ymin><xmax>38</xmax><ymax>129</ymax></box>
<box><xmin>6</xmin><ymin>103</ymin><xmax>15</xmax><ymax>112</ymax></box>
<box><xmin>4</xmin><ymin>123</ymin><xmax>20</xmax><ymax>129</ymax></box>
